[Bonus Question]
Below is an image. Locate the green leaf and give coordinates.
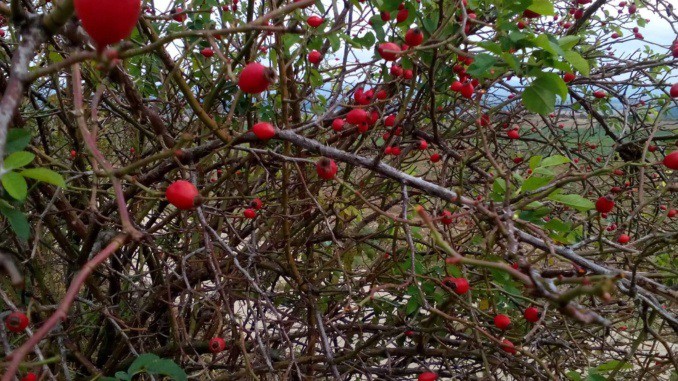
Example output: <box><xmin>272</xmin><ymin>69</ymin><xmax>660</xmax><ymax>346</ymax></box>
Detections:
<box><xmin>128</xmin><ymin>354</ymin><xmax>161</xmax><ymax>375</ymax></box>
<box><xmin>5</xmin><ymin>129</ymin><xmax>31</xmax><ymax>154</ymax></box>
<box><xmin>20</xmin><ymin>168</ymin><xmax>66</xmax><ymax>188</ymax></box>
<box><xmin>563</xmin><ymin>50</ymin><xmax>590</xmax><ymax>76</ymax></box>
<box><xmin>529</xmin><ymin>155</ymin><xmax>543</xmax><ymax>170</ymax></box>
<box><xmin>527</xmin><ymin>0</ymin><xmax>555</xmax><ymax>15</ymax></box>
<box><xmin>522</xmin><ymin>72</ymin><xmax>567</xmax><ymax>115</ymax></box>
<box><xmin>422</xmin><ymin>14</ymin><xmax>439</xmax><ymax>34</ymax></box>
<box><xmin>128</xmin><ymin>354</ymin><xmax>187</xmax><ymax>381</ymax></box>
<box><xmin>595</xmin><ymin>360</ymin><xmax>632</xmax><ymax>372</ymax></box>
<box><xmin>586</xmin><ymin>374</ymin><xmax>606</xmax><ymax>381</ymax></box>
<box><xmin>558</xmin><ymin>35</ymin><xmax>581</xmax><ymax>50</ymax></box>
<box><xmin>354</xmin><ymin>32</ymin><xmax>375</xmax><ymax>49</ymax></box>
<box><xmin>493</xmin><ymin>178</ymin><xmax>507</xmax><ymax>195</ymax></box>
<box><xmin>565</xmin><ymin>371</ymin><xmax>583</xmax><ymax>381</ymax></box>
<box><xmin>548</xmin><ymin>193</ymin><xmax>594</xmax><ymax>212</ymax></box>
<box><xmin>467</xmin><ymin>53</ymin><xmax>497</xmax><ymax>77</ymax></box>
<box><xmin>535</xmin><ymin>34</ymin><xmax>565</xmax><ymax>57</ymax></box>
<box><xmin>540</xmin><ymin>155</ymin><xmax>571</xmax><ymax>167</ymax></box>
<box><xmin>379</xmin><ymin>0</ymin><xmax>401</xmax><ymax>11</ymax></box>
<box><xmin>522</xmin><ymin>176</ymin><xmax>552</xmax><ymax>192</ymax></box>
<box><xmin>1</xmin><ymin>171</ymin><xmax>27</xmax><ymax>200</ymax></box>
<box><xmin>4</xmin><ymin>151</ymin><xmax>35</xmax><ymax>170</ymax></box>
<box><xmin>114</xmin><ymin>372</ymin><xmax>131</xmax><ymax>381</ymax></box>
<box><xmin>144</xmin><ymin>359</ymin><xmax>188</xmax><ymax>381</ymax></box>
<box><xmin>328</xmin><ymin>34</ymin><xmax>341</xmax><ymax>52</ymax></box>
<box><xmin>0</xmin><ymin>204</ymin><xmax>30</xmax><ymax>240</ymax></box>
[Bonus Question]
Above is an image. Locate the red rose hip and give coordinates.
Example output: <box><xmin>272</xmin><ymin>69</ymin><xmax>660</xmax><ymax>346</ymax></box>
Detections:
<box><xmin>166</xmin><ymin>180</ymin><xmax>200</xmax><ymax>210</ymax></box>
<box><xmin>74</xmin><ymin>0</ymin><xmax>141</xmax><ymax>50</ymax></box>
<box><xmin>316</xmin><ymin>158</ymin><xmax>338</xmax><ymax>180</ymax></box>
<box><xmin>238</xmin><ymin>62</ymin><xmax>276</xmax><ymax>94</ymax></box>
<box><xmin>4</xmin><ymin>311</ymin><xmax>29</xmax><ymax>332</ymax></box>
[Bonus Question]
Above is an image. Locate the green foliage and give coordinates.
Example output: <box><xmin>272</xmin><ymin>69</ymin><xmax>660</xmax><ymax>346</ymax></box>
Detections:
<box><xmin>102</xmin><ymin>354</ymin><xmax>188</xmax><ymax>381</ymax></box>
<box><xmin>1</xmin><ymin>129</ymin><xmax>66</xmax><ymax>240</ymax></box>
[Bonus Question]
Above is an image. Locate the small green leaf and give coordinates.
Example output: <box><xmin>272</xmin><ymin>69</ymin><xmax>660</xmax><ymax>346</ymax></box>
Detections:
<box><xmin>527</xmin><ymin>0</ymin><xmax>555</xmax><ymax>15</ymax></box>
<box><xmin>5</xmin><ymin>129</ymin><xmax>31</xmax><ymax>154</ymax></box>
<box><xmin>20</xmin><ymin>168</ymin><xmax>66</xmax><ymax>187</ymax></box>
<box><xmin>565</xmin><ymin>371</ymin><xmax>583</xmax><ymax>381</ymax></box>
<box><xmin>535</xmin><ymin>34</ymin><xmax>565</xmax><ymax>57</ymax></box>
<box><xmin>144</xmin><ymin>359</ymin><xmax>188</xmax><ymax>381</ymax></box>
<box><xmin>558</xmin><ymin>35</ymin><xmax>581</xmax><ymax>50</ymax></box>
<box><xmin>4</xmin><ymin>151</ymin><xmax>35</xmax><ymax>170</ymax></box>
<box><xmin>540</xmin><ymin>155</ymin><xmax>571</xmax><ymax>167</ymax></box>
<box><xmin>1</xmin><ymin>172</ymin><xmax>27</xmax><ymax>200</ymax></box>
<box><xmin>0</xmin><ymin>204</ymin><xmax>30</xmax><ymax>240</ymax></box>
<box><xmin>595</xmin><ymin>360</ymin><xmax>632</xmax><ymax>372</ymax></box>
<box><xmin>114</xmin><ymin>372</ymin><xmax>131</xmax><ymax>381</ymax></box>
<box><xmin>128</xmin><ymin>354</ymin><xmax>161</xmax><ymax>375</ymax></box>
<box><xmin>548</xmin><ymin>193</ymin><xmax>594</xmax><ymax>212</ymax></box>
<box><xmin>467</xmin><ymin>53</ymin><xmax>497</xmax><ymax>77</ymax></box>
<box><xmin>563</xmin><ymin>50</ymin><xmax>590</xmax><ymax>76</ymax></box>
<box><xmin>522</xmin><ymin>176</ymin><xmax>552</xmax><ymax>192</ymax></box>
<box><xmin>522</xmin><ymin>72</ymin><xmax>568</xmax><ymax>115</ymax></box>
<box><xmin>529</xmin><ymin>156</ymin><xmax>543</xmax><ymax>169</ymax></box>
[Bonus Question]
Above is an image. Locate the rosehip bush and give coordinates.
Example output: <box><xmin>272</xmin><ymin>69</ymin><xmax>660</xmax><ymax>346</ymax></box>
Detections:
<box><xmin>0</xmin><ymin>0</ymin><xmax>676</xmax><ymax>380</ymax></box>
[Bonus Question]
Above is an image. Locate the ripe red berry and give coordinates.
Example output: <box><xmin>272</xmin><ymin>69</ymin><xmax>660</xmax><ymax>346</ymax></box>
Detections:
<box><xmin>593</xmin><ymin>90</ymin><xmax>607</xmax><ymax>99</ymax></box>
<box><xmin>377</xmin><ymin>42</ymin><xmax>401</xmax><ymax>61</ymax></box>
<box><xmin>332</xmin><ymin>118</ymin><xmax>345</xmax><ymax>131</ymax></box>
<box><xmin>573</xmin><ymin>8</ymin><xmax>584</xmax><ymax>19</ymax></box>
<box><xmin>238</xmin><ymin>62</ymin><xmax>276</xmax><ymax>94</ymax></box>
<box><xmin>667</xmin><ymin>209</ymin><xmax>677</xmax><ymax>218</ymax></box>
<box><xmin>450</xmin><ymin>81</ymin><xmax>463</xmax><ymax>92</ymax></box>
<box><xmin>418</xmin><ymin>372</ymin><xmax>438</xmax><ymax>381</ymax></box>
<box><xmin>440</xmin><ymin>210</ymin><xmax>453</xmax><ymax>225</ymax></box>
<box><xmin>670</xmin><ymin>83</ymin><xmax>678</xmax><ymax>98</ymax></box>
<box><xmin>430</xmin><ymin>153</ymin><xmax>441</xmax><ymax>163</ymax></box>
<box><xmin>524</xmin><ymin>306</ymin><xmax>540</xmax><ymax>322</ymax></box>
<box><xmin>243</xmin><ymin>208</ymin><xmax>256</xmax><ymax>219</ymax></box>
<box><xmin>563</xmin><ymin>72</ymin><xmax>576</xmax><ymax>83</ymax></box>
<box><xmin>74</xmin><ymin>0</ymin><xmax>141</xmax><ymax>50</ymax></box>
<box><xmin>507</xmin><ymin>129</ymin><xmax>520</xmax><ymax>139</ymax></box>
<box><xmin>380</xmin><ymin>11</ymin><xmax>391</xmax><ymax>21</ymax></box>
<box><xmin>396</xmin><ymin>8</ymin><xmax>409</xmax><ymax>23</ymax></box>
<box><xmin>405</xmin><ymin>27</ymin><xmax>424</xmax><ymax>47</ymax></box>
<box><xmin>513</xmin><ymin>157</ymin><xmax>524</xmax><ymax>164</ymax></box>
<box><xmin>402</xmin><ymin>69</ymin><xmax>413</xmax><ymax>80</ymax></box>
<box><xmin>4</xmin><ymin>312</ymin><xmax>29</xmax><ymax>333</ymax></box>
<box><xmin>251</xmin><ymin>122</ymin><xmax>276</xmax><ymax>140</ymax></box>
<box><xmin>375</xmin><ymin>89</ymin><xmax>388</xmax><ymax>99</ymax></box>
<box><xmin>20</xmin><ymin>373</ymin><xmax>37</xmax><ymax>381</ymax></box>
<box><xmin>250</xmin><ymin>198</ymin><xmax>263</xmax><ymax>210</ymax></box>
<box><xmin>316</xmin><ymin>158</ymin><xmax>338</xmax><ymax>180</ymax></box>
<box><xmin>418</xmin><ymin>140</ymin><xmax>428</xmax><ymax>150</ymax></box>
<box><xmin>460</xmin><ymin>82</ymin><xmax>474</xmax><ymax>99</ymax></box>
<box><xmin>166</xmin><ymin>180</ymin><xmax>200</xmax><ymax>210</ymax></box>
<box><xmin>306</xmin><ymin>15</ymin><xmax>324</xmax><ymax>28</ymax></box>
<box><xmin>209</xmin><ymin>337</ymin><xmax>227</xmax><ymax>353</ymax></box>
<box><xmin>447</xmin><ymin>277</ymin><xmax>470</xmax><ymax>295</ymax></box>
<box><xmin>171</xmin><ymin>7</ymin><xmax>187</xmax><ymax>22</ymax></box>
<box><xmin>494</xmin><ymin>314</ymin><xmax>511</xmax><ymax>330</ymax></box>
<box><xmin>308</xmin><ymin>50</ymin><xmax>323</xmax><ymax>65</ymax></box>
<box><xmin>617</xmin><ymin>234</ymin><xmax>630</xmax><ymax>244</ymax></box>
<box><xmin>346</xmin><ymin>109</ymin><xmax>369</xmax><ymax>125</ymax></box>
<box><xmin>501</xmin><ymin>339</ymin><xmax>516</xmax><ymax>354</ymax></box>
<box><xmin>390</xmin><ymin>65</ymin><xmax>403</xmax><ymax>77</ymax></box>
<box><xmin>200</xmin><ymin>47</ymin><xmax>214</xmax><ymax>58</ymax></box>
<box><xmin>663</xmin><ymin>151</ymin><xmax>678</xmax><ymax>170</ymax></box>
<box><xmin>595</xmin><ymin>196</ymin><xmax>615</xmax><ymax>213</ymax></box>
